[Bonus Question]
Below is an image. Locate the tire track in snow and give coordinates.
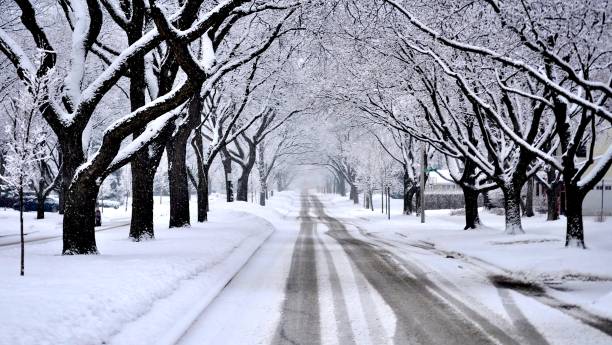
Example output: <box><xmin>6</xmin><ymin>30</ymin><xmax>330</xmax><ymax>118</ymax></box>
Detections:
<box><xmin>310</xmin><ymin>195</ymin><xmax>513</xmax><ymax>345</ymax></box>
<box><xmin>273</xmin><ymin>195</ymin><xmax>320</xmax><ymax>345</ymax></box>
<box><xmin>315</xmin><ymin>224</ymin><xmax>356</xmax><ymax>345</ymax></box>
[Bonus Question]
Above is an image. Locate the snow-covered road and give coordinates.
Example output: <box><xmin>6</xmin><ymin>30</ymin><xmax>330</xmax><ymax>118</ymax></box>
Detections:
<box><xmin>176</xmin><ymin>193</ymin><xmax>612</xmax><ymax>345</ymax></box>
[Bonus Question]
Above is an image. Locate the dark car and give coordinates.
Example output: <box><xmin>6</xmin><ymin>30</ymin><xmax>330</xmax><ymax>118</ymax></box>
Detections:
<box><xmin>0</xmin><ymin>191</ymin><xmax>17</xmax><ymax>208</ymax></box>
<box><xmin>12</xmin><ymin>197</ymin><xmax>59</xmax><ymax>212</ymax></box>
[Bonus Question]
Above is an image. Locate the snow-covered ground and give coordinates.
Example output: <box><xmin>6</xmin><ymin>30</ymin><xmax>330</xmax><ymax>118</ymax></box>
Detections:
<box><xmin>2</xmin><ymin>191</ymin><xmax>611</xmax><ymax>345</ymax></box>
<box><xmin>0</xmin><ymin>192</ymin><xmax>295</xmax><ymax>345</ymax></box>
<box><xmin>321</xmin><ymin>192</ymin><xmax>612</xmax><ymax>322</ymax></box>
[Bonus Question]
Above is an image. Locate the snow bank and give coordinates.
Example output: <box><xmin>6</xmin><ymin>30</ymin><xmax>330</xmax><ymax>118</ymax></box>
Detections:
<box><xmin>0</xmin><ymin>194</ymin><xmax>289</xmax><ymax>345</ymax></box>
<box><xmin>324</xmin><ymin>192</ymin><xmax>612</xmax><ymax>321</ymax></box>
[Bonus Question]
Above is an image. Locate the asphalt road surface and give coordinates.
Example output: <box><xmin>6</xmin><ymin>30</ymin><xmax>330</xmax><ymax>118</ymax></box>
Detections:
<box><xmin>178</xmin><ymin>193</ymin><xmax>612</xmax><ymax>345</ymax></box>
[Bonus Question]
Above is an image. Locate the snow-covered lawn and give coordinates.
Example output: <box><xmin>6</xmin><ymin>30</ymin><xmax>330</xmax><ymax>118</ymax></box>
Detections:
<box><xmin>0</xmin><ymin>192</ymin><xmax>296</xmax><ymax>345</ymax></box>
<box><xmin>320</xmin><ymin>193</ymin><xmax>612</xmax><ymax>321</ymax></box>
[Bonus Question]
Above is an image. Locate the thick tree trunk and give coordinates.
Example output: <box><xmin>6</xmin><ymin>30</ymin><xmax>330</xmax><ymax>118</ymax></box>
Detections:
<box><xmin>58</xmin><ymin>134</ymin><xmax>85</xmax><ymax>215</ymax></box>
<box><xmin>167</xmin><ymin>142</ymin><xmax>190</xmax><ymax>227</ymax></box>
<box><xmin>524</xmin><ymin>178</ymin><xmax>535</xmax><ymax>217</ymax></box>
<box><xmin>36</xmin><ymin>199</ymin><xmax>44</xmax><ymax>219</ymax></box>
<box><xmin>128</xmin><ymin>22</ymin><xmax>160</xmax><ymax>240</ymax></box>
<box><xmin>406</xmin><ymin>187</ymin><xmax>416</xmax><ymax>215</ymax></box>
<box><xmin>62</xmin><ymin>178</ymin><xmax>99</xmax><ymax>254</ymax></box>
<box><xmin>501</xmin><ymin>184</ymin><xmax>524</xmax><ymax>234</ymax></box>
<box><xmin>259</xmin><ymin>191</ymin><xmax>265</xmax><ymax>206</ymax></box>
<box><xmin>564</xmin><ymin>186</ymin><xmax>586</xmax><ymax>248</ymax></box>
<box><xmin>236</xmin><ymin>172</ymin><xmax>249</xmax><ymax>202</ymax></box>
<box><xmin>130</xmin><ymin>164</ymin><xmax>156</xmax><ymax>241</ymax></box>
<box><xmin>365</xmin><ymin>192</ymin><xmax>370</xmax><ymax>209</ymax></box>
<box><xmin>463</xmin><ymin>187</ymin><xmax>480</xmax><ymax>230</ymax></box>
<box><xmin>546</xmin><ymin>184</ymin><xmax>560</xmax><ymax>221</ymax></box>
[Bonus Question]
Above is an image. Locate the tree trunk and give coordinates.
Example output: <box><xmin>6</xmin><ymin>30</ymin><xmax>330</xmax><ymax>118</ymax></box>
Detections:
<box><xmin>402</xmin><ymin>170</ymin><xmax>413</xmax><ymax>215</ymax></box>
<box><xmin>259</xmin><ymin>191</ymin><xmax>265</xmax><ymax>206</ymax></box>
<box><xmin>221</xmin><ymin>152</ymin><xmax>234</xmax><ymax>202</ymax></box>
<box><xmin>501</xmin><ymin>184</ymin><xmax>524</xmax><ymax>235</ymax></box>
<box><xmin>19</xmin><ymin>184</ymin><xmax>24</xmax><ymax>276</ymax></box>
<box><xmin>36</xmin><ymin>178</ymin><xmax>45</xmax><ymax>219</ymax></box>
<box><xmin>58</xmin><ymin>133</ymin><xmax>85</xmax><ymax>215</ymax></box>
<box><xmin>482</xmin><ymin>191</ymin><xmax>493</xmax><ymax>209</ymax></box>
<box><xmin>62</xmin><ymin>177</ymin><xmax>99</xmax><ymax>254</ymax></box>
<box><xmin>167</xmin><ymin>142</ymin><xmax>190</xmax><ymax>227</ymax></box>
<box><xmin>415</xmin><ymin>187</ymin><xmax>421</xmax><ymax>215</ymax></box>
<box><xmin>127</xmin><ymin>18</ymin><xmax>157</xmax><ymax>240</ymax></box>
<box><xmin>365</xmin><ymin>191</ymin><xmax>370</xmax><ymax>209</ymax></box>
<box><xmin>546</xmin><ymin>183</ymin><xmax>560</xmax><ymax>221</ymax></box>
<box><xmin>236</xmin><ymin>145</ymin><xmax>257</xmax><ymax>202</ymax></box>
<box><xmin>129</xmin><ymin>163</ymin><xmax>156</xmax><ymax>241</ymax></box>
<box><xmin>524</xmin><ymin>178</ymin><xmax>535</xmax><ymax>217</ymax></box>
<box><xmin>236</xmin><ymin>172</ymin><xmax>249</xmax><ymax>202</ymax></box>
<box><xmin>336</xmin><ymin>177</ymin><xmax>346</xmax><ymax>196</ymax></box>
<box><xmin>349</xmin><ymin>184</ymin><xmax>359</xmax><ymax>204</ymax></box>
<box><xmin>564</xmin><ymin>186</ymin><xmax>586</xmax><ymax>248</ymax></box>
<box><xmin>463</xmin><ymin>187</ymin><xmax>480</xmax><ymax>230</ymax></box>
<box><xmin>198</xmin><ymin>168</ymin><xmax>209</xmax><ymax>222</ymax></box>
<box><xmin>406</xmin><ymin>186</ymin><xmax>416</xmax><ymax>215</ymax></box>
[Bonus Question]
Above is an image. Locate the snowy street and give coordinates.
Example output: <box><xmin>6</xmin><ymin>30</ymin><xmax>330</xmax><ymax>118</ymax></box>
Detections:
<box><xmin>177</xmin><ymin>193</ymin><xmax>612</xmax><ymax>345</ymax></box>
<box><xmin>1</xmin><ymin>0</ymin><xmax>611</xmax><ymax>344</ymax></box>
<box><xmin>1</xmin><ymin>192</ymin><xmax>611</xmax><ymax>344</ymax></box>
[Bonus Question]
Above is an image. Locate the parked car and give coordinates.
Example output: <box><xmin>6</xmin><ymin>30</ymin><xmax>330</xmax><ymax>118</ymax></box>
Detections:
<box><xmin>12</xmin><ymin>197</ymin><xmax>60</xmax><ymax>212</ymax></box>
<box><xmin>98</xmin><ymin>199</ymin><xmax>122</xmax><ymax>209</ymax></box>
<box><xmin>0</xmin><ymin>191</ymin><xmax>17</xmax><ymax>208</ymax></box>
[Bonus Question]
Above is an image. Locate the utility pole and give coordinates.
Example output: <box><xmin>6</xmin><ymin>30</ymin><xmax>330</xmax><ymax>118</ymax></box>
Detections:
<box><xmin>420</xmin><ymin>148</ymin><xmax>426</xmax><ymax>224</ymax></box>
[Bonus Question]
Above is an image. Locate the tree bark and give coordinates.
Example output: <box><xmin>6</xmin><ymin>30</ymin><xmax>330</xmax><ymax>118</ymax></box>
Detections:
<box><xmin>221</xmin><ymin>151</ymin><xmax>234</xmax><ymax>202</ymax></box>
<box><xmin>501</xmin><ymin>184</ymin><xmax>524</xmax><ymax>234</ymax></box>
<box><xmin>58</xmin><ymin>133</ymin><xmax>85</xmax><ymax>215</ymax></box>
<box><xmin>463</xmin><ymin>187</ymin><xmax>480</xmax><ymax>230</ymax></box>
<box><xmin>402</xmin><ymin>170</ymin><xmax>414</xmax><ymax>215</ymax></box>
<box><xmin>349</xmin><ymin>184</ymin><xmax>359</xmax><ymax>204</ymax></box>
<box><xmin>482</xmin><ymin>191</ymin><xmax>493</xmax><ymax>209</ymax></box>
<box><xmin>546</xmin><ymin>183</ymin><xmax>560</xmax><ymax>221</ymax></box>
<box><xmin>236</xmin><ymin>173</ymin><xmax>249</xmax><ymax>202</ymax></box>
<box><xmin>36</xmin><ymin>178</ymin><xmax>45</xmax><ymax>219</ymax></box>
<box><xmin>564</xmin><ymin>185</ymin><xmax>586</xmax><ymax>248</ymax></box>
<box><xmin>197</xmin><ymin>167</ymin><xmax>209</xmax><ymax>222</ymax></box>
<box><xmin>236</xmin><ymin>144</ymin><xmax>257</xmax><ymax>202</ymax></box>
<box><xmin>129</xmin><ymin>163</ymin><xmax>156</xmax><ymax>240</ymax></box>
<box><xmin>127</xmin><ymin>15</ymin><xmax>159</xmax><ymax>241</ymax></box>
<box><xmin>167</xmin><ymin>141</ymin><xmax>190</xmax><ymax>227</ymax></box>
<box><xmin>524</xmin><ymin>178</ymin><xmax>535</xmax><ymax>217</ymax></box>
<box><xmin>62</xmin><ymin>177</ymin><xmax>99</xmax><ymax>254</ymax></box>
